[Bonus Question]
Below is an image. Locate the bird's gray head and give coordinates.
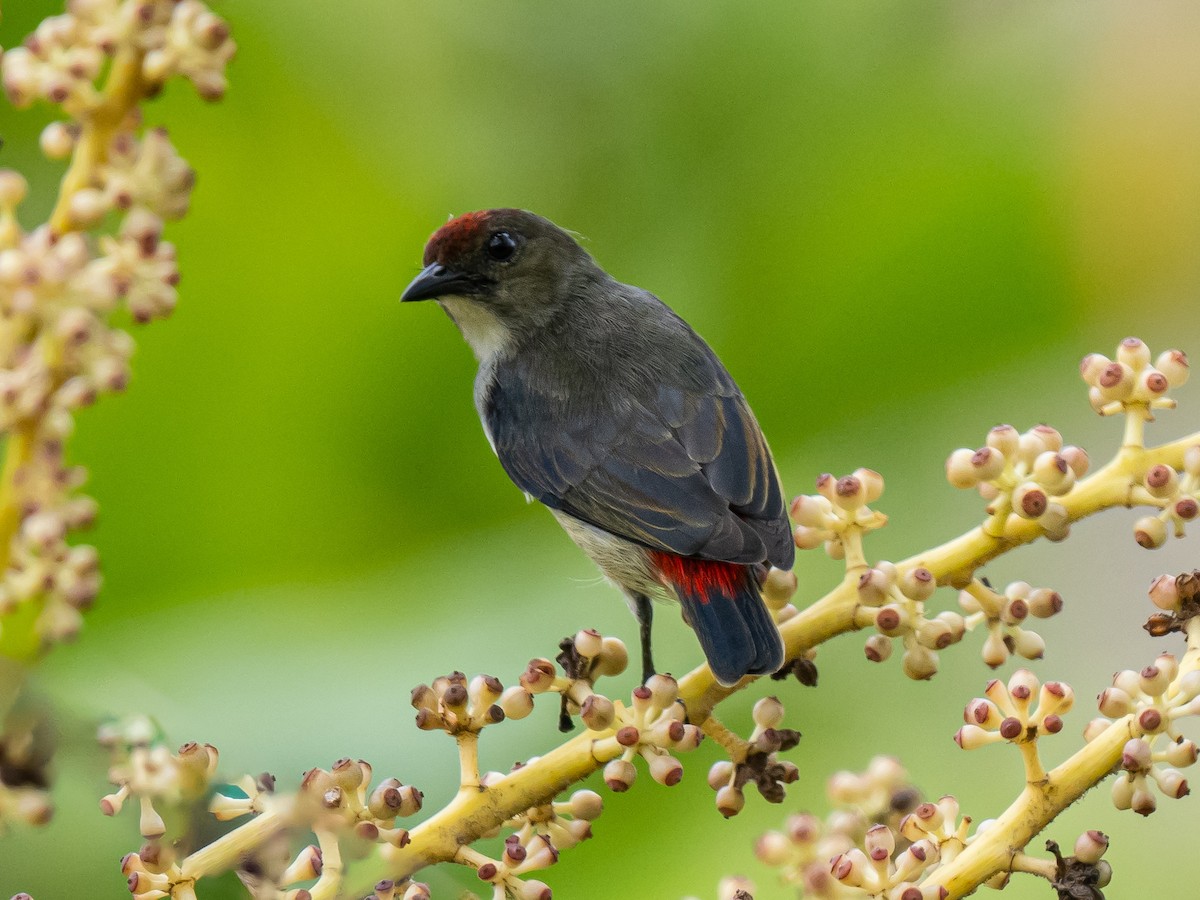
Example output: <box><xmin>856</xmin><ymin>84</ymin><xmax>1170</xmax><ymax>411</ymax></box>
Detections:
<box><xmin>401</xmin><ymin>209</ymin><xmax>599</xmax><ymax>361</ymax></box>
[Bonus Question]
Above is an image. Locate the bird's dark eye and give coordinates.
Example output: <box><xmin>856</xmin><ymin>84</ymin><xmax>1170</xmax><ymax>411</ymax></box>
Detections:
<box><xmin>486</xmin><ymin>231</ymin><xmax>518</xmax><ymax>262</ymax></box>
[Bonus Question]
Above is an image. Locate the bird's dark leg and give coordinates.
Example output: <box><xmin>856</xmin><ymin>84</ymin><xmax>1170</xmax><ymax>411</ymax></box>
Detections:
<box><xmin>633</xmin><ymin>592</ymin><xmax>656</xmax><ymax>685</ymax></box>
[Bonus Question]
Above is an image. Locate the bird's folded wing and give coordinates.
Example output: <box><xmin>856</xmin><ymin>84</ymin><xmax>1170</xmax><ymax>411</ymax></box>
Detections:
<box><xmin>487</xmin><ymin>372</ymin><xmax>794</xmax><ymax>568</ymax></box>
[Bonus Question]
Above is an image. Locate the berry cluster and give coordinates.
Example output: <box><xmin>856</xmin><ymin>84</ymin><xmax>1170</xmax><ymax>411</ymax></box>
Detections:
<box><xmin>706</xmin><ymin>695</ymin><xmax>801</xmax><ymax>817</ymax></box>
<box><xmin>1086</xmin><ymin>649</ymin><xmax>1200</xmax><ymax>816</ymax></box>
<box><xmin>1081</xmin><ymin>339</ymin><xmax>1187</xmax><ymax>428</ymax></box>
<box><xmin>954</xmin><ymin>669</ymin><xmax>1074</xmax><ymax>753</ymax></box>
<box><xmin>0</xmin><ymin>0</ymin><xmax>234</xmax><ymax>671</ymax></box>
<box><xmin>1131</xmin><ymin>449</ymin><xmax>1200</xmax><ymax>549</ymax></box>
<box><xmin>597</xmin><ymin>672</ymin><xmax>703</xmax><ymax>792</ymax></box>
<box><xmin>792</xmin><ymin>469</ymin><xmax>887</xmax><ymax>569</ymax></box>
<box><xmin>3</xmin><ymin>0</ymin><xmax>234</xmax><ymax>110</ymax></box>
<box><xmin>946</xmin><ymin>424</ymin><xmax>1088</xmax><ymax>541</ymax></box>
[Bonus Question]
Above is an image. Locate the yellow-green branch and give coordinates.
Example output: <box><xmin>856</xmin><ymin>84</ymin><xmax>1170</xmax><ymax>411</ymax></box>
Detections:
<box><xmin>335</xmin><ymin>429</ymin><xmax>1199</xmax><ymax>891</ymax></box>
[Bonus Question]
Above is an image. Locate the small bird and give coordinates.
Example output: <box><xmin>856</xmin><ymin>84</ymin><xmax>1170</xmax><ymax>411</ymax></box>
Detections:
<box><xmin>401</xmin><ymin>209</ymin><xmax>793</xmax><ymax>686</ymax></box>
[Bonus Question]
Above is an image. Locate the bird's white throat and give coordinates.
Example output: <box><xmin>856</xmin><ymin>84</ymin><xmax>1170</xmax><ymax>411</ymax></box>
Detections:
<box><xmin>437</xmin><ymin>296</ymin><xmax>515</xmax><ymax>364</ymax></box>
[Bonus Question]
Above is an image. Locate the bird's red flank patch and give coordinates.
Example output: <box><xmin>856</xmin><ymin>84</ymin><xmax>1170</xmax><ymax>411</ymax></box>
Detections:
<box><xmin>652</xmin><ymin>552</ymin><xmax>745</xmax><ymax>602</ymax></box>
<box><xmin>423</xmin><ymin>211</ymin><xmax>491</xmax><ymax>266</ymax></box>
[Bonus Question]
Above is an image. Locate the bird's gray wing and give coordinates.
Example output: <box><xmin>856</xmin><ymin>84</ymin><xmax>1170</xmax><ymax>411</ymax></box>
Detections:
<box><xmin>485</xmin><ymin>360</ymin><xmax>794</xmax><ymax>569</ymax></box>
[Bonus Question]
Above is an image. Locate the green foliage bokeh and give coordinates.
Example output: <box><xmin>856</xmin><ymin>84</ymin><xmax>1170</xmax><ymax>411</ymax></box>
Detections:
<box><xmin>2</xmin><ymin>2</ymin><xmax>1200</xmax><ymax>897</ymax></box>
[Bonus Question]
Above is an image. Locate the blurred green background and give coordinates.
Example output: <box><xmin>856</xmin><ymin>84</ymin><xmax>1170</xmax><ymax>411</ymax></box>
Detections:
<box><xmin>3</xmin><ymin>1</ymin><xmax>1200</xmax><ymax>897</ymax></box>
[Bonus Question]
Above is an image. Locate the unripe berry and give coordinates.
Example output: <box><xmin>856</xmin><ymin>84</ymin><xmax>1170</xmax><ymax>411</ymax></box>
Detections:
<box><xmin>1156</xmin><ymin>349</ymin><xmax>1189</xmax><ymax>386</ymax></box>
<box><xmin>1134</xmin><ymin>515</ymin><xmax>1167</xmax><ymax>549</ymax></box>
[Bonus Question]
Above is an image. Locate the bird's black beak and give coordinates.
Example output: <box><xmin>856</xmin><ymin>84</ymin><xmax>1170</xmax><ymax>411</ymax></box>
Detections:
<box><xmin>400</xmin><ymin>263</ymin><xmax>474</xmax><ymax>302</ymax></box>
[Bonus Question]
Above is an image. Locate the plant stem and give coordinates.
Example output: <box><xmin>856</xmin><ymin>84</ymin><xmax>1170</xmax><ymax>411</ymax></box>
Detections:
<box><xmin>339</xmin><ymin>429</ymin><xmax>1200</xmax><ymax>893</ymax></box>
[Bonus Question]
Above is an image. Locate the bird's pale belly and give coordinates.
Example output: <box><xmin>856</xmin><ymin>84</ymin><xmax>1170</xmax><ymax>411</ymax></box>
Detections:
<box><xmin>550</xmin><ymin>509</ymin><xmax>673</xmax><ymax>606</ymax></box>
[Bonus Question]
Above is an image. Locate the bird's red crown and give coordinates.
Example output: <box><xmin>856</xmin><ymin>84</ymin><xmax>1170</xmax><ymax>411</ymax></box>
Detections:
<box><xmin>423</xmin><ymin>211</ymin><xmax>492</xmax><ymax>266</ymax></box>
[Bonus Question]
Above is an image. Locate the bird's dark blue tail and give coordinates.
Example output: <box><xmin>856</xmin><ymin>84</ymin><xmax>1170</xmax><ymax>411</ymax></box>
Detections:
<box><xmin>656</xmin><ymin>554</ymin><xmax>785</xmax><ymax>685</ymax></box>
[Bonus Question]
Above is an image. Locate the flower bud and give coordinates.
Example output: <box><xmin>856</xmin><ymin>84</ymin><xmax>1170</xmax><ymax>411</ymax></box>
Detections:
<box><xmin>646</xmin><ymin>752</ymin><xmax>683</xmax><ymax>786</ymax></box>
<box><xmin>964</xmin><ymin>698</ymin><xmax>1002</xmax><ymax>729</ymax></box>
<box><xmin>138</xmin><ymin>796</ymin><xmax>166</xmax><ymax>839</ymax></box>
<box><xmin>1060</xmin><ymin>445</ymin><xmax>1090</xmax><ymax>477</ymax></box>
<box><xmin>864</xmin><ymin>634</ymin><xmax>892</xmax><ymax>662</ymax></box>
<box><xmin>755</xmin><ymin>830</ymin><xmax>792</xmax><ymax>866</ymax></box>
<box><xmin>793</xmin><ymin>525</ymin><xmax>825</xmax><ymax>549</ymax></box>
<box><xmin>864</xmin><ymin>823</ymin><xmax>895</xmax><ymax>861</ymax></box>
<box><xmin>520</xmin><ymin>659</ymin><xmax>557</xmax><ymax>693</ymax></box>
<box><xmin>1139</xmin><ymin>660</ymin><xmax>1172</xmax><ymax>696</ymax></box>
<box><xmin>1122</xmin><ymin>738</ymin><xmax>1152</xmax><ymax>772</ymax></box>
<box><xmin>1134</xmin><ymin>515</ymin><xmax>1167</xmax><ymax>549</ymax></box>
<box><xmin>594</xmin><ymin>638</ymin><xmax>628</xmax><ymax>677</ymax></box>
<box><xmin>1117</xmin><ymin>337</ymin><xmax>1151</xmax><ymax>369</ymax></box>
<box><xmin>1132</xmin><ymin>785</ymin><xmax>1157</xmax><ymax>816</ymax></box>
<box><xmin>875</xmin><ymin>604</ymin><xmax>906</xmax><ymax>637</ymax></box>
<box><xmin>0</xmin><ymin>170</ymin><xmax>29</xmax><ymax>207</ymax></box>
<box><xmin>68</xmin><ymin>188</ymin><xmax>109</xmax><ymax>226</ymax></box>
<box><xmin>857</xmin><ymin>566</ymin><xmax>894</xmax><ymax>604</ymax></box>
<box><xmin>854</xmin><ymin>467</ymin><xmax>884</xmax><ymax>503</ymax></box>
<box><xmin>1073</xmin><ymin>830</ymin><xmax>1108</xmax><ymax>865</ymax></box>
<box><xmin>791</xmin><ymin>494</ymin><xmax>833</xmax><ymax>528</ymax></box>
<box><xmin>603</xmin><ymin>758</ymin><xmax>636</xmax><ymax>792</ymax></box>
<box><xmin>981</xmin><ymin>630</ymin><xmax>1009</xmax><ymax>668</ymax></box>
<box><xmin>1097</xmin><ymin>687</ymin><xmax>1133</xmax><ymax>718</ymax></box>
<box><xmin>753</xmin><ymin>695</ymin><xmax>785</xmax><ymax>729</ymax></box>
<box><xmin>715</xmin><ymin>784</ymin><xmax>744</xmax><ymax>817</ymax></box>
<box><xmin>946</xmin><ymin>448</ymin><xmax>982</xmax><ymax>488</ymax></box>
<box><xmin>916</xmin><ymin>618</ymin><xmax>953</xmax><ymax>650</ymax></box>
<box><xmin>645</xmin><ymin>673</ymin><xmax>679</xmax><ymax>707</ymax></box>
<box><xmin>499</xmin><ymin>686</ymin><xmax>534</xmax><ymax>720</ymax></box>
<box><xmin>1144</xmin><ymin>464</ymin><xmax>1179</xmax><ymax>499</ymax></box>
<box><xmin>1153</xmin><ymin>768</ymin><xmax>1189</xmax><ymax>799</ymax></box>
<box><xmin>763</xmin><ymin>567</ymin><xmax>797</xmax><ymax>608</ymax></box>
<box><xmin>707</xmin><ymin>760</ymin><xmax>734</xmax><ymax>790</ymax></box>
<box><xmin>1083</xmin><ymin>717</ymin><xmax>1111</xmax><ymax>742</ymax></box>
<box><xmin>1156</xmin><ymin>349</ymin><xmax>1189</xmax><ymax>386</ymax></box>
<box><xmin>1165</xmin><ymin>739</ymin><xmax>1199</xmax><ymax>768</ymax></box>
<box><xmin>573</xmin><ymin>628</ymin><xmax>603</xmax><ymax>658</ymax></box>
<box><xmin>568</xmin><ymin>789</ymin><xmax>603</xmax><ymax>820</ymax></box>
<box><xmin>1027</xmin><ymin>588</ymin><xmax>1063</xmax><ymax>618</ymax></box>
<box><xmin>900</xmin><ymin>566</ymin><xmax>936</xmax><ymax>602</ymax></box>
<box><xmin>1037</xmin><ymin>681</ymin><xmax>1073</xmax><ymax>719</ymax></box>
<box><xmin>902</xmin><ymin>643</ymin><xmax>936</xmax><ymax>681</ymax></box>
<box><xmin>1010</xmin><ymin>629</ymin><xmax>1045</xmax><ymax>660</ymax></box>
<box><xmin>1033</xmin><ymin>452</ymin><xmax>1074</xmax><ymax>494</ymax></box>
<box><xmin>1012</xmin><ymin>482</ymin><xmax>1048</xmax><ymax>519</ymax></box>
<box><xmin>1095</xmin><ymin>362</ymin><xmax>1135</xmax><ymax>402</ymax></box>
<box><xmin>986</xmin><ymin>423</ymin><xmax>1020</xmax><ymax>456</ymax></box>
<box><xmin>579</xmin><ymin>694</ymin><xmax>615</xmax><ymax>731</ymax></box>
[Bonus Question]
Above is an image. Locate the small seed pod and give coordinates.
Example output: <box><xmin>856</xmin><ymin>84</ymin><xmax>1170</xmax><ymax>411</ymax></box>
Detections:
<box><xmin>1147</xmin><ymin>575</ymin><xmax>1182</xmax><ymax>610</ymax></box>
<box><xmin>1012</xmin><ymin>482</ymin><xmax>1049</xmax><ymax>519</ymax></box>
<box><xmin>1144</xmin><ymin>464</ymin><xmax>1179</xmax><ymax>499</ymax></box>
<box><xmin>1117</xmin><ymin>337</ymin><xmax>1152</xmax><ymax>369</ymax></box>
<box><xmin>1156</xmin><ymin>350</ymin><xmax>1189</xmax><ymax>386</ymax></box>
<box><xmin>1134</xmin><ymin>515</ymin><xmax>1167</xmax><ymax>550</ymax></box>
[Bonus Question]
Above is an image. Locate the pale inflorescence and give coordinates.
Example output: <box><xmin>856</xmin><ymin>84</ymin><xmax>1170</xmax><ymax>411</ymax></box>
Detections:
<box><xmin>100</xmin><ymin>716</ymin><xmax>428</xmax><ymax>900</ymax></box>
<box><xmin>3</xmin><ymin>0</ymin><xmax>235</xmax><ymax>111</ymax></box>
<box><xmin>1080</xmin><ymin>338</ymin><xmax>1188</xmax><ymax>424</ymax></box>
<box><xmin>792</xmin><ymin>468</ymin><xmax>887</xmax><ymax>568</ymax></box>
<box><xmin>706</xmin><ymin>694</ymin><xmax>802</xmax><ymax>817</ymax></box>
<box><xmin>1086</xmin><ymin>650</ymin><xmax>1200</xmax><ymax>817</ymax></box>
<box><xmin>954</xmin><ymin>668</ymin><xmax>1074</xmax><ymax>753</ymax></box>
<box><xmin>1130</xmin><ymin>448</ymin><xmax>1200</xmax><ymax>550</ymax></box>
<box><xmin>0</xmin><ymin>0</ymin><xmax>233</xmax><ymax>840</ymax></box>
<box><xmin>945</xmin><ymin>423</ymin><xmax>1087</xmax><ymax>542</ymax></box>
<box><xmin>0</xmin><ymin>0</ymin><xmax>234</xmax><ymax>665</ymax></box>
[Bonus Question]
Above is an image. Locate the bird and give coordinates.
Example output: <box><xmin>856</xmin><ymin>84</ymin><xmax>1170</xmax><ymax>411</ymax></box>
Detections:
<box><xmin>401</xmin><ymin>209</ymin><xmax>793</xmax><ymax>686</ymax></box>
